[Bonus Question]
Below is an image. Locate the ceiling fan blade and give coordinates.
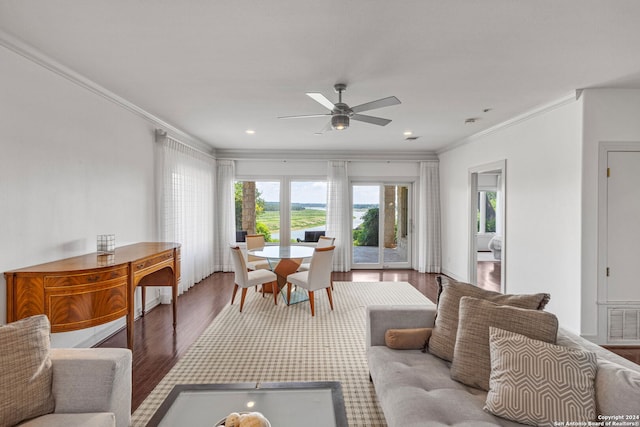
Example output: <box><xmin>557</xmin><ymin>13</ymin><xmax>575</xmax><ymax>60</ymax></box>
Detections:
<box><xmin>306</xmin><ymin>92</ymin><xmax>335</xmax><ymax>111</ymax></box>
<box><xmin>315</xmin><ymin>121</ymin><xmax>333</xmax><ymax>134</ymax></box>
<box><xmin>278</xmin><ymin>113</ymin><xmax>331</xmax><ymax>119</ymax></box>
<box><xmin>351</xmin><ymin>114</ymin><xmax>392</xmax><ymax>126</ymax></box>
<box><xmin>350</xmin><ymin>96</ymin><xmax>401</xmax><ymax>114</ymax></box>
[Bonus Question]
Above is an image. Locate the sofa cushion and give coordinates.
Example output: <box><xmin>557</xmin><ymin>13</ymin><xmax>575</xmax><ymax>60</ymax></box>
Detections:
<box><xmin>484</xmin><ymin>327</ymin><xmax>597</xmax><ymax>425</ymax></box>
<box><xmin>450</xmin><ymin>297</ymin><xmax>558</xmax><ymax>391</ymax></box>
<box><xmin>0</xmin><ymin>315</ymin><xmax>55</xmax><ymax>426</ymax></box>
<box><xmin>595</xmin><ymin>359</ymin><xmax>640</xmax><ymax>416</ymax></box>
<box><xmin>367</xmin><ymin>346</ymin><xmax>525</xmax><ymax>427</ymax></box>
<box><xmin>384</xmin><ymin>328</ymin><xmax>432</xmax><ymax>350</ymax></box>
<box><xmin>428</xmin><ymin>279</ymin><xmax>550</xmax><ymax>362</ymax></box>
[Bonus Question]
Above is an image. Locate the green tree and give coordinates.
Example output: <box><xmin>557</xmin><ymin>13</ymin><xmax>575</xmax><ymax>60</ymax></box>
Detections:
<box><xmin>353</xmin><ymin>208</ymin><xmax>379</xmax><ymax>246</ymax></box>
<box><xmin>234</xmin><ymin>182</ymin><xmax>266</xmax><ymax>230</ymax></box>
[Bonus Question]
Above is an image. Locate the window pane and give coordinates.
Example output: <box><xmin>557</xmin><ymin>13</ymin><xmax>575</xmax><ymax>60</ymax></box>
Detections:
<box><xmin>290</xmin><ymin>181</ymin><xmax>327</xmax><ymax>243</ymax></box>
<box><xmin>235</xmin><ymin>180</ymin><xmax>280</xmax><ymax>242</ymax></box>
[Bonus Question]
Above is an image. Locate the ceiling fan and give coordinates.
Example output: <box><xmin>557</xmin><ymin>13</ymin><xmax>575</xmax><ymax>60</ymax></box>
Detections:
<box><xmin>278</xmin><ymin>83</ymin><xmax>401</xmax><ymax>132</ymax></box>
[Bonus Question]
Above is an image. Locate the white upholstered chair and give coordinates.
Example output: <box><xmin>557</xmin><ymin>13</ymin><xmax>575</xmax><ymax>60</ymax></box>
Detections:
<box><xmin>285</xmin><ymin>246</ymin><xmax>335</xmax><ymax>316</ymax></box>
<box><xmin>297</xmin><ymin>236</ymin><xmax>335</xmax><ymax>271</ymax></box>
<box><xmin>245</xmin><ymin>234</ymin><xmax>271</xmax><ymax>271</ymax></box>
<box><xmin>230</xmin><ymin>246</ymin><xmax>278</xmax><ymax>311</ymax></box>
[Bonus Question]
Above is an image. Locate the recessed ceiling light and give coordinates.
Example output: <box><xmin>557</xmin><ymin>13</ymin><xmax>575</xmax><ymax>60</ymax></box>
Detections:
<box><xmin>403</xmin><ymin>131</ymin><xmax>413</xmax><ymax>136</ymax></box>
<box><xmin>245</xmin><ymin>129</ymin><xmax>256</xmax><ymax>134</ymax></box>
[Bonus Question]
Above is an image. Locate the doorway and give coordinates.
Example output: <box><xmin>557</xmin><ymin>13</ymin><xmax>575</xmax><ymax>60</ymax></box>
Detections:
<box><xmin>352</xmin><ymin>183</ymin><xmax>411</xmax><ymax>269</ymax></box>
<box><xmin>469</xmin><ymin>160</ymin><xmax>506</xmax><ymax>292</ymax></box>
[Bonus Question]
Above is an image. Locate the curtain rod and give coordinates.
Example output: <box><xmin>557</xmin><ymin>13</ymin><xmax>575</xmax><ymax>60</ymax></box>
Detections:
<box><xmin>155</xmin><ymin>129</ymin><xmax>217</xmax><ymax>160</ymax></box>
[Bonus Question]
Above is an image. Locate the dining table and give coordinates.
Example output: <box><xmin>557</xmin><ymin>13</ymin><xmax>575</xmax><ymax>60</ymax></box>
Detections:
<box><xmin>248</xmin><ymin>245</ymin><xmax>315</xmax><ymax>304</ymax></box>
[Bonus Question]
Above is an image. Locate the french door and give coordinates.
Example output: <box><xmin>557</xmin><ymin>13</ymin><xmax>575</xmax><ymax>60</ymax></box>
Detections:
<box><xmin>351</xmin><ymin>183</ymin><xmax>411</xmax><ymax>269</ymax></box>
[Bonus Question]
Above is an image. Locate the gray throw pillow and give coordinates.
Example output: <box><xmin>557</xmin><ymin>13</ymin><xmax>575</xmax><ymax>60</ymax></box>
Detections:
<box><xmin>0</xmin><ymin>315</ymin><xmax>55</xmax><ymax>426</ymax></box>
<box><xmin>484</xmin><ymin>327</ymin><xmax>597</xmax><ymax>425</ymax></box>
<box><xmin>595</xmin><ymin>359</ymin><xmax>640</xmax><ymax>416</ymax></box>
<box><xmin>450</xmin><ymin>296</ymin><xmax>558</xmax><ymax>390</ymax></box>
<box><xmin>428</xmin><ymin>278</ymin><xmax>550</xmax><ymax>362</ymax></box>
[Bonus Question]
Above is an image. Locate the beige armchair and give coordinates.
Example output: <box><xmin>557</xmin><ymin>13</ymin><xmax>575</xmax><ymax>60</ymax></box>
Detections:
<box><xmin>0</xmin><ymin>315</ymin><xmax>132</xmax><ymax>427</ymax></box>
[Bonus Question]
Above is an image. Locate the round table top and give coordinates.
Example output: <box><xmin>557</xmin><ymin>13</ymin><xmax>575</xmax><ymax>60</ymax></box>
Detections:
<box><xmin>248</xmin><ymin>245</ymin><xmax>315</xmax><ymax>259</ymax></box>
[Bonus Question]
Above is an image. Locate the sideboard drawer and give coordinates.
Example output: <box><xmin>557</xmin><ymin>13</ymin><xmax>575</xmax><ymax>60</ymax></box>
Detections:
<box><xmin>44</xmin><ymin>266</ymin><xmax>128</xmax><ymax>288</ymax></box>
<box><xmin>133</xmin><ymin>251</ymin><xmax>174</xmax><ymax>272</ymax></box>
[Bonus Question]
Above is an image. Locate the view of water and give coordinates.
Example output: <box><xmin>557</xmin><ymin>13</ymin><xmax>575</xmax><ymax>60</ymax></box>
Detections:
<box><xmin>270</xmin><ymin>208</ymin><xmax>372</xmax><ymax>241</ymax></box>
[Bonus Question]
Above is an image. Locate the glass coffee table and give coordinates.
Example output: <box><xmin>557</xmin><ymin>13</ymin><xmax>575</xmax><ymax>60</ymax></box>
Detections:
<box><xmin>146</xmin><ymin>381</ymin><xmax>347</xmax><ymax>427</ymax></box>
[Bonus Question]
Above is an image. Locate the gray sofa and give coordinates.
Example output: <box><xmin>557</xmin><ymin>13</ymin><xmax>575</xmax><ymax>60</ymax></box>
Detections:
<box><xmin>366</xmin><ymin>305</ymin><xmax>640</xmax><ymax>427</ymax></box>
<box><xmin>18</xmin><ymin>348</ymin><xmax>132</xmax><ymax>427</ymax></box>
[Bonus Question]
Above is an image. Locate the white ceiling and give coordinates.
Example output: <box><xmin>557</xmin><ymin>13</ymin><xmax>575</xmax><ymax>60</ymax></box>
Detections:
<box><xmin>2</xmin><ymin>1</ymin><xmax>640</xmax><ymax>154</ymax></box>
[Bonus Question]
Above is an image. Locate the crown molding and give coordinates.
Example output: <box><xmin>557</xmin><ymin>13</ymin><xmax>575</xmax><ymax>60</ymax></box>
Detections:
<box><xmin>437</xmin><ymin>91</ymin><xmax>578</xmax><ymax>155</ymax></box>
<box><xmin>0</xmin><ymin>29</ymin><xmax>213</xmax><ymax>155</ymax></box>
<box><xmin>215</xmin><ymin>149</ymin><xmax>438</xmax><ymax>162</ymax></box>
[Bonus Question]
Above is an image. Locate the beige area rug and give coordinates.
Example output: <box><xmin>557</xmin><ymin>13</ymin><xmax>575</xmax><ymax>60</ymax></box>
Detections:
<box><xmin>132</xmin><ymin>281</ymin><xmax>433</xmax><ymax>426</ymax></box>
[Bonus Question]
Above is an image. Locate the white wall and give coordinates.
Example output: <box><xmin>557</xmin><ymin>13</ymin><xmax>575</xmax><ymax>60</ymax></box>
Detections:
<box><xmin>580</xmin><ymin>89</ymin><xmax>640</xmax><ymax>340</ymax></box>
<box><xmin>0</xmin><ymin>46</ymin><xmax>157</xmax><ymax>347</ymax></box>
<box><xmin>439</xmin><ymin>99</ymin><xmax>583</xmax><ymax>332</ymax></box>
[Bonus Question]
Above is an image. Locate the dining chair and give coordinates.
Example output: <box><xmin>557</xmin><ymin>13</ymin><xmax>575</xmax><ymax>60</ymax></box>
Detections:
<box><xmin>285</xmin><ymin>246</ymin><xmax>335</xmax><ymax>316</ymax></box>
<box><xmin>230</xmin><ymin>246</ymin><xmax>279</xmax><ymax>311</ymax></box>
<box><xmin>297</xmin><ymin>236</ymin><xmax>335</xmax><ymax>289</ymax></box>
<box><xmin>245</xmin><ymin>234</ymin><xmax>271</xmax><ymax>270</ymax></box>
<box><xmin>297</xmin><ymin>236</ymin><xmax>335</xmax><ymax>270</ymax></box>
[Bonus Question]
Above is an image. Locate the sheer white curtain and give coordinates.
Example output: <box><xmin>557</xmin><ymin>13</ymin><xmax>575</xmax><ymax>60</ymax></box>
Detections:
<box><xmin>325</xmin><ymin>160</ymin><xmax>351</xmax><ymax>271</ymax></box>
<box><xmin>215</xmin><ymin>159</ymin><xmax>235</xmax><ymax>272</ymax></box>
<box><xmin>418</xmin><ymin>161</ymin><xmax>442</xmax><ymax>273</ymax></box>
<box><xmin>156</xmin><ymin>134</ymin><xmax>215</xmax><ymax>295</ymax></box>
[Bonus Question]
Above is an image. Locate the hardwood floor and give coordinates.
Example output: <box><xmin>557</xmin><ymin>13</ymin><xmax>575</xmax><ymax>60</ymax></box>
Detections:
<box><xmin>96</xmin><ymin>270</ymin><xmax>639</xmax><ymax>412</ymax></box>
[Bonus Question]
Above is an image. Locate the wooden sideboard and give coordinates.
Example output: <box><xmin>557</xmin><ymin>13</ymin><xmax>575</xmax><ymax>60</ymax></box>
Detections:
<box><xmin>4</xmin><ymin>242</ymin><xmax>181</xmax><ymax>349</ymax></box>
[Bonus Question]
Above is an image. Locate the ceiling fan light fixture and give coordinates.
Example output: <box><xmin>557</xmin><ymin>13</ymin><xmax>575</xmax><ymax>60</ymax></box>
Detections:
<box><xmin>331</xmin><ymin>114</ymin><xmax>349</xmax><ymax>130</ymax></box>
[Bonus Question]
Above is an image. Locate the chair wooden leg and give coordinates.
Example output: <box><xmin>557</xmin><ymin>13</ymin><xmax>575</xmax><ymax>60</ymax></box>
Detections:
<box><xmin>286</xmin><ymin>282</ymin><xmax>292</xmax><ymax>306</ymax></box>
<box><xmin>231</xmin><ymin>284</ymin><xmax>239</xmax><ymax>304</ymax></box>
<box><xmin>272</xmin><ymin>281</ymin><xmax>278</xmax><ymax>305</ymax></box>
<box><xmin>309</xmin><ymin>291</ymin><xmax>315</xmax><ymax>316</ymax></box>
<box><xmin>326</xmin><ymin>287</ymin><xmax>334</xmax><ymax>311</ymax></box>
<box><xmin>239</xmin><ymin>288</ymin><xmax>248</xmax><ymax>312</ymax></box>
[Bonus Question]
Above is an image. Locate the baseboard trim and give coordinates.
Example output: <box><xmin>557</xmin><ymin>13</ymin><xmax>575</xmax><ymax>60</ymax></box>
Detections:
<box><xmin>440</xmin><ymin>268</ymin><xmax>465</xmax><ymax>282</ymax></box>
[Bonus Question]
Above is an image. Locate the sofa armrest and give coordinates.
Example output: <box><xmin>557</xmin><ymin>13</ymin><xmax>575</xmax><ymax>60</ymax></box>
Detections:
<box><xmin>366</xmin><ymin>305</ymin><xmax>437</xmax><ymax>348</ymax></box>
<box><xmin>50</xmin><ymin>348</ymin><xmax>132</xmax><ymax>427</ymax></box>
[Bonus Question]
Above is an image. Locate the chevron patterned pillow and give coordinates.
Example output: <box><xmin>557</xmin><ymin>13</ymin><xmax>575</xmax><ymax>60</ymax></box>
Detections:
<box><xmin>484</xmin><ymin>327</ymin><xmax>597</xmax><ymax>425</ymax></box>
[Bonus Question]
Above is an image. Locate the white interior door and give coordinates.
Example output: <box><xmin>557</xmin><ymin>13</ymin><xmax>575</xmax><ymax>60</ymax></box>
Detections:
<box><xmin>606</xmin><ymin>151</ymin><xmax>640</xmax><ymax>301</ymax></box>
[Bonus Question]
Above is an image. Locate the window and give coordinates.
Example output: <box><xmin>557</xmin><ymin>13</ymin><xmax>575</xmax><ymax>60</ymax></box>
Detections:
<box><xmin>235</xmin><ymin>179</ymin><xmax>327</xmax><ymax>243</ymax></box>
<box><xmin>477</xmin><ymin>191</ymin><xmax>497</xmax><ymax>233</ymax></box>
<box><xmin>290</xmin><ymin>181</ymin><xmax>327</xmax><ymax>243</ymax></box>
<box><xmin>235</xmin><ymin>180</ymin><xmax>280</xmax><ymax>242</ymax></box>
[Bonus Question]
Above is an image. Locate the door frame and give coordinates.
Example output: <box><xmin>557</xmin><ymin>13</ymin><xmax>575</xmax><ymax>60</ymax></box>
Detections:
<box><xmin>468</xmin><ymin>160</ymin><xmax>507</xmax><ymax>291</ymax></box>
<box><xmin>351</xmin><ymin>181</ymin><xmax>413</xmax><ymax>269</ymax></box>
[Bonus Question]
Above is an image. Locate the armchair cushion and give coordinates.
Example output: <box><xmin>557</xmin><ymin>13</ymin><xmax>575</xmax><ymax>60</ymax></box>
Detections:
<box><xmin>50</xmin><ymin>348</ymin><xmax>132</xmax><ymax>427</ymax></box>
<box><xmin>0</xmin><ymin>315</ymin><xmax>55</xmax><ymax>426</ymax></box>
<box><xmin>17</xmin><ymin>413</ymin><xmax>115</xmax><ymax>427</ymax></box>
